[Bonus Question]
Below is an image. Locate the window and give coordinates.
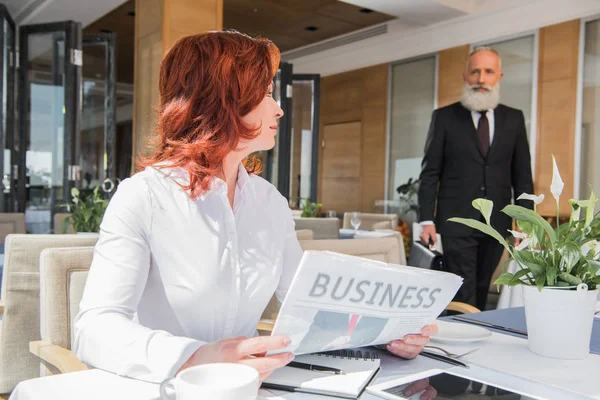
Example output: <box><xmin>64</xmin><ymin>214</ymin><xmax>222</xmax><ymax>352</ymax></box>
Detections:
<box><xmin>580</xmin><ymin>19</ymin><xmax>600</xmax><ymax>208</ymax></box>
<box><xmin>386</xmin><ymin>56</ymin><xmax>436</xmax><ymax>212</ymax></box>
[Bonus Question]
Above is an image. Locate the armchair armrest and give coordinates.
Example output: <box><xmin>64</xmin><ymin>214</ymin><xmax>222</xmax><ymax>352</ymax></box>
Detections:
<box><xmin>445</xmin><ymin>301</ymin><xmax>480</xmax><ymax>314</ymax></box>
<box><xmin>29</xmin><ymin>341</ymin><xmax>88</xmax><ymax>374</ymax></box>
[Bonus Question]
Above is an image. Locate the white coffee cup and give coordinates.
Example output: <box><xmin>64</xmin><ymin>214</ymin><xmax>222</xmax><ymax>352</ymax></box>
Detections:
<box><xmin>160</xmin><ymin>363</ymin><xmax>259</xmax><ymax>400</ymax></box>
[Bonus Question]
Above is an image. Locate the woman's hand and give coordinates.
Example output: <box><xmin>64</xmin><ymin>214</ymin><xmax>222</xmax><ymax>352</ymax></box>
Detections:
<box><xmin>385</xmin><ymin>324</ymin><xmax>437</xmax><ymax>359</ymax></box>
<box><xmin>179</xmin><ymin>335</ymin><xmax>294</xmax><ymax>382</ymax></box>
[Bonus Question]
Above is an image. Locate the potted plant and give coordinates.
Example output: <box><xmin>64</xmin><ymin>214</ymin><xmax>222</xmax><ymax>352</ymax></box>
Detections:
<box><xmin>60</xmin><ymin>179</ymin><xmax>117</xmax><ymax>233</ymax></box>
<box><xmin>300</xmin><ymin>199</ymin><xmax>323</xmax><ymax>218</ymax></box>
<box><xmin>449</xmin><ymin>156</ymin><xmax>599</xmax><ymax>360</ymax></box>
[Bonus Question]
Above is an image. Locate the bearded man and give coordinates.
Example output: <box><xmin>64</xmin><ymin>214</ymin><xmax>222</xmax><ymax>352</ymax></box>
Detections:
<box><xmin>417</xmin><ymin>46</ymin><xmax>534</xmax><ymax>311</ymax></box>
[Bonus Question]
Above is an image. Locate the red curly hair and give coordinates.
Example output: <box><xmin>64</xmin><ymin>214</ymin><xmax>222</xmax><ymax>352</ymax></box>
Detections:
<box><xmin>137</xmin><ymin>30</ymin><xmax>280</xmax><ymax>199</ymax></box>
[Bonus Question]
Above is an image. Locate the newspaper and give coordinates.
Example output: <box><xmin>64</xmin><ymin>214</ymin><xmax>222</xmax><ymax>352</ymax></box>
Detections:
<box><xmin>270</xmin><ymin>251</ymin><xmax>463</xmax><ymax>355</ymax></box>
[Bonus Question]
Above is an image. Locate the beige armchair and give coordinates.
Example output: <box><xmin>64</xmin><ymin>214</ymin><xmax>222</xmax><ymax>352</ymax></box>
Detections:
<box><xmin>53</xmin><ymin>213</ymin><xmax>75</xmax><ymax>234</ymax></box>
<box><xmin>293</xmin><ymin>217</ymin><xmax>339</xmax><ymax>240</ymax></box>
<box><xmin>0</xmin><ymin>213</ymin><xmax>26</xmax><ymax>243</ymax></box>
<box><xmin>30</xmin><ymin>247</ymin><xmax>94</xmax><ymax>376</ymax></box>
<box><xmin>295</xmin><ymin>229</ymin><xmax>314</xmax><ymax>240</ymax></box>
<box><xmin>0</xmin><ymin>234</ymin><xmax>98</xmax><ymax>395</ymax></box>
<box><xmin>342</xmin><ymin>212</ymin><xmax>398</xmax><ymax>231</ymax></box>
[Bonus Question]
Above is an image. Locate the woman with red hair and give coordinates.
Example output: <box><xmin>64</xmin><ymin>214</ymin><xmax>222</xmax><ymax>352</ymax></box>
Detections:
<box><xmin>73</xmin><ymin>30</ymin><xmax>435</xmax><ymax>385</ymax></box>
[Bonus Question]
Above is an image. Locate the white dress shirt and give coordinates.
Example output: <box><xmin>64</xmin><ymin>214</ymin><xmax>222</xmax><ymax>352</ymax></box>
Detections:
<box><xmin>73</xmin><ymin>164</ymin><xmax>303</xmax><ymax>383</ymax></box>
<box><xmin>421</xmin><ymin>108</ymin><xmax>495</xmax><ymax>227</ymax></box>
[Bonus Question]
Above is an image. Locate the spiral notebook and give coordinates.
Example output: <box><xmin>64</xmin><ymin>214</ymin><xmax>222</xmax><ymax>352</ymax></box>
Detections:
<box><xmin>262</xmin><ymin>349</ymin><xmax>380</xmax><ymax>399</ymax></box>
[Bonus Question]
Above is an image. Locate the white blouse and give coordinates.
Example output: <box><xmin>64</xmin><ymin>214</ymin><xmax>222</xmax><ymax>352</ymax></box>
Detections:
<box><xmin>73</xmin><ymin>164</ymin><xmax>303</xmax><ymax>383</ymax></box>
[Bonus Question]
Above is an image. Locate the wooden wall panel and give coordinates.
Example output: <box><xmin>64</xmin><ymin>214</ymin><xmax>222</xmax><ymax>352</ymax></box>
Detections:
<box><xmin>536</xmin><ymin>19</ymin><xmax>580</xmax><ymax>217</ymax></box>
<box><xmin>437</xmin><ymin>45</ymin><xmax>470</xmax><ymax>107</ymax></box>
<box><xmin>132</xmin><ymin>0</ymin><xmax>223</xmax><ymax>171</ymax></box>
<box><xmin>320</xmin><ymin>122</ymin><xmax>362</xmax><ymax>213</ymax></box>
<box><xmin>318</xmin><ymin>64</ymin><xmax>388</xmax><ymax>214</ymax></box>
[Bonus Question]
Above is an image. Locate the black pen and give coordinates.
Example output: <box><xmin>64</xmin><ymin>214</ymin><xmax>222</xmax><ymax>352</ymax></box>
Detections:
<box><xmin>287</xmin><ymin>361</ymin><xmax>345</xmax><ymax>375</ymax></box>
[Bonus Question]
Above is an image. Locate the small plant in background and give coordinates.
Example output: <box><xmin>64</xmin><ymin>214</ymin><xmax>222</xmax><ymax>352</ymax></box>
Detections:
<box><xmin>396</xmin><ymin>219</ymin><xmax>412</xmax><ymax>258</ymax></box>
<box><xmin>300</xmin><ymin>198</ymin><xmax>323</xmax><ymax>218</ymax></box>
<box><xmin>60</xmin><ymin>178</ymin><xmax>118</xmax><ymax>233</ymax></box>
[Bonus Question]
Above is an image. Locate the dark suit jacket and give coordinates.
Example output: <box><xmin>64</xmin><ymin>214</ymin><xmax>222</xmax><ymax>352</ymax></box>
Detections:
<box><xmin>295</xmin><ymin>311</ymin><xmax>388</xmax><ymax>354</ymax></box>
<box><xmin>418</xmin><ymin>102</ymin><xmax>534</xmax><ymax>237</ymax></box>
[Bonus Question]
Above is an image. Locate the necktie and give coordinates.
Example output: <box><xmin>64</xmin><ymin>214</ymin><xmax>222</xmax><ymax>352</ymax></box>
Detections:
<box><xmin>347</xmin><ymin>314</ymin><xmax>360</xmax><ymax>336</ymax></box>
<box><xmin>477</xmin><ymin>111</ymin><xmax>490</xmax><ymax>157</ymax></box>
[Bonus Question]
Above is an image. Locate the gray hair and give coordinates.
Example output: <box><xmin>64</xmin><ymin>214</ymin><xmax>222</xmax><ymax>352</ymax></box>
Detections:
<box><xmin>467</xmin><ymin>46</ymin><xmax>502</xmax><ymax>69</ymax></box>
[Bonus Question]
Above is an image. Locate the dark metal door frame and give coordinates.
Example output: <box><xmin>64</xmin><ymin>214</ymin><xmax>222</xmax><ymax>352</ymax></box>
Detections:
<box><xmin>17</xmin><ymin>21</ymin><xmax>82</xmax><ymax>213</ymax></box>
<box><xmin>0</xmin><ymin>4</ymin><xmax>15</xmax><ymax>212</ymax></box>
<box><xmin>291</xmin><ymin>73</ymin><xmax>320</xmax><ymax>203</ymax></box>
<box><xmin>276</xmin><ymin>62</ymin><xmax>293</xmax><ymax>200</ymax></box>
<box><xmin>83</xmin><ymin>32</ymin><xmax>117</xmax><ymax>180</ymax></box>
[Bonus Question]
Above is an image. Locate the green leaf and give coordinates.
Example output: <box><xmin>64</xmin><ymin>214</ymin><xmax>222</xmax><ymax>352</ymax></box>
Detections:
<box><xmin>502</xmin><ymin>205</ymin><xmax>557</xmax><ymax>246</ymax></box>
<box><xmin>448</xmin><ymin>217</ymin><xmax>511</xmax><ymax>253</ymax></box>
<box><xmin>494</xmin><ymin>273</ymin><xmax>515</xmax><ymax>286</ymax></box>
<box><xmin>559</xmin><ymin>241</ymin><xmax>581</xmax><ymax>273</ymax></box>
<box><xmin>546</xmin><ymin>267</ymin><xmax>557</xmax><ymax>286</ymax></box>
<box><xmin>472</xmin><ymin>198</ymin><xmax>493</xmax><ymax>225</ymax></box>
<box><xmin>516</xmin><ymin>220</ymin><xmax>533</xmax><ymax>236</ymax></box>
<box><xmin>512</xmin><ymin>251</ymin><xmax>544</xmax><ymax>280</ymax></box>
<box><xmin>587</xmin><ymin>259</ymin><xmax>600</xmax><ymax>275</ymax></box>
<box><xmin>558</xmin><ymin>272</ymin><xmax>582</xmax><ymax>286</ymax></box>
<box><xmin>60</xmin><ymin>217</ymin><xmax>70</xmax><ymax>234</ymax></box>
<box><xmin>509</xmin><ymin>268</ymin><xmax>532</xmax><ymax>285</ymax></box>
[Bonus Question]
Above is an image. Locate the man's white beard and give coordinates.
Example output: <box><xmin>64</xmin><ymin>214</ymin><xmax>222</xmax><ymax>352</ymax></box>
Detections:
<box><xmin>460</xmin><ymin>82</ymin><xmax>500</xmax><ymax>111</ymax></box>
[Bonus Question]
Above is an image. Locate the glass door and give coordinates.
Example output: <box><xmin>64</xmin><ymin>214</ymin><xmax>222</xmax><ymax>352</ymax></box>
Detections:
<box><xmin>0</xmin><ymin>5</ymin><xmax>14</xmax><ymax>212</ymax></box>
<box><xmin>82</xmin><ymin>32</ymin><xmax>117</xmax><ymax>190</ymax></box>
<box><xmin>289</xmin><ymin>74</ymin><xmax>319</xmax><ymax>207</ymax></box>
<box><xmin>18</xmin><ymin>22</ymin><xmax>82</xmax><ymax>233</ymax></box>
<box><xmin>257</xmin><ymin>62</ymin><xmax>293</xmax><ymax>198</ymax></box>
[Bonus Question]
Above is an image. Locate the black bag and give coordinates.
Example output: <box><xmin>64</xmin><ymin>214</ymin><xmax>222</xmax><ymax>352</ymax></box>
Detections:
<box><xmin>408</xmin><ymin>240</ymin><xmax>444</xmax><ymax>270</ymax></box>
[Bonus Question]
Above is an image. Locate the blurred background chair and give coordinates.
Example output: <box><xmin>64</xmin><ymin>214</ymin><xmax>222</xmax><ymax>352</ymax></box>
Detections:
<box><xmin>0</xmin><ymin>214</ymin><xmax>26</xmax><ymax>244</ymax></box>
<box><xmin>53</xmin><ymin>213</ymin><xmax>75</xmax><ymax>234</ymax></box>
<box><xmin>31</xmin><ymin>247</ymin><xmax>94</xmax><ymax>376</ymax></box>
<box><xmin>295</xmin><ymin>230</ymin><xmax>314</xmax><ymax>241</ymax></box>
<box><xmin>0</xmin><ymin>234</ymin><xmax>98</xmax><ymax>395</ymax></box>
<box><xmin>293</xmin><ymin>217</ymin><xmax>339</xmax><ymax>240</ymax></box>
<box><xmin>343</xmin><ymin>212</ymin><xmax>398</xmax><ymax>231</ymax></box>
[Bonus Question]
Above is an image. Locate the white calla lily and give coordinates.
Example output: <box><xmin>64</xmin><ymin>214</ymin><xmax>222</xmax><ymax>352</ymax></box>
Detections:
<box><xmin>517</xmin><ymin>193</ymin><xmax>545</xmax><ymax>205</ymax></box>
<box><xmin>516</xmin><ymin>237</ymin><xmax>531</xmax><ymax>251</ymax></box>
<box><xmin>550</xmin><ymin>155</ymin><xmax>564</xmax><ymax>202</ymax></box>
<box><xmin>508</xmin><ymin>229</ymin><xmax>528</xmax><ymax>239</ymax></box>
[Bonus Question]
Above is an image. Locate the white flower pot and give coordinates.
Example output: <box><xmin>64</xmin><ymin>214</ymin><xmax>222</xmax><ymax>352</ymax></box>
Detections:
<box><xmin>522</xmin><ymin>285</ymin><xmax>598</xmax><ymax>360</ymax></box>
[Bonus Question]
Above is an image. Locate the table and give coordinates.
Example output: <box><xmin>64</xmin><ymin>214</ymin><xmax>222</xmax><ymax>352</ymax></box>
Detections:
<box><xmin>10</xmin><ymin>309</ymin><xmax>600</xmax><ymax>400</ymax></box>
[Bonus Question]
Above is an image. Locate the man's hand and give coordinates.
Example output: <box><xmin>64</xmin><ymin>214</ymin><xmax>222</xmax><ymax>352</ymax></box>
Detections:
<box><xmin>179</xmin><ymin>335</ymin><xmax>294</xmax><ymax>382</ymax></box>
<box><xmin>420</xmin><ymin>225</ymin><xmax>438</xmax><ymax>247</ymax></box>
<box><xmin>385</xmin><ymin>324</ymin><xmax>438</xmax><ymax>359</ymax></box>
<box><xmin>403</xmin><ymin>377</ymin><xmax>438</xmax><ymax>400</ymax></box>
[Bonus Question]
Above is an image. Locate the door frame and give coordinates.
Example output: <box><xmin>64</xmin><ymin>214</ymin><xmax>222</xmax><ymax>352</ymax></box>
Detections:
<box><xmin>17</xmin><ymin>21</ymin><xmax>82</xmax><ymax>215</ymax></box>
<box><xmin>291</xmin><ymin>73</ymin><xmax>320</xmax><ymax>203</ymax></box>
<box><xmin>0</xmin><ymin>4</ymin><xmax>15</xmax><ymax>212</ymax></box>
<box><xmin>83</xmin><ymin>32</ymin><xmax>117</xmax><ymax>180</ymax></box>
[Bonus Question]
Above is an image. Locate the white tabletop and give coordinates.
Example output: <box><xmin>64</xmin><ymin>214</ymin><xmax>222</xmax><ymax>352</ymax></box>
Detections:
<box><xmin>10</xmin><ymin>326</ymin><xmax>599</xmax><ymax>400</ymax></box>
